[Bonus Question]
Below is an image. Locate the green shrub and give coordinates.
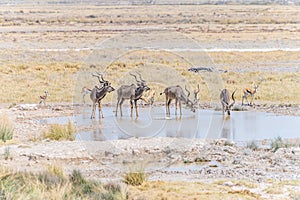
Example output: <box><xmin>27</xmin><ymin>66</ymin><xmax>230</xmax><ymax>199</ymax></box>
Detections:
<box><xmin>0</xmin><ymin>126</ymin><xmax>13</xmax><ymax>143</ymax></box>
<box><xmin>69</xmin><ymin>170</ymin><xmax>99</xmax><ymax>197</ymax></box>
<box><xmin>102</xmin><ymin>182</ymin><xmax>123</xmax><ymax>200</ymax></box>
<box><xmin>247</xmin><ymin>141</ymin><xmax>258</xmax><ymax>151</ymax></box>
<box><xmin>271</xmin><ymin>137</ymin><xmax>289</xmax><ymax>152</ymax></box>
<box><xmin>0</xmin><ymin>115</ymin><xmax>13</xmax><ymax>143</ymax></box>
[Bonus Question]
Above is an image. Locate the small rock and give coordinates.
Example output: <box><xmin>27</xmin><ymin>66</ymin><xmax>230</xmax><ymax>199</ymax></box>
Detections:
<box><xmin>223</xmin><ymin>181</ymin><xmax>234</xmax><ymax>187</ymax></box>
<box><xmin>52</xmin><ymin>106</ymin><xmax>63</xmax><ymax>111</ymax></box>
<box><xmin>232</xmin><ymin>159</ymin><xmax>241</xmax><ymax>165</ymax></box>
<box><xmin>132</xmin><ymin>149</ymin><xmax>140</xmax><ymax>155</ymax></box>
<box><xmin>169</xmin><ymin>154</ymin><xmax>181</xmax><ymax>161</ymax></box>
<box><xmin>104</xmin><ymin>151</ymin><xmax>113</xmax><ymax>157</ymax></box>
<box><xmin>223</xmin><ymin>146</ymin><xmax>237</xmax><ymax>154</ymax></box>
<box><xmin>183</xmin><ymin>157</ymin><xmax>193</xmax><ymax>163</ymax></box>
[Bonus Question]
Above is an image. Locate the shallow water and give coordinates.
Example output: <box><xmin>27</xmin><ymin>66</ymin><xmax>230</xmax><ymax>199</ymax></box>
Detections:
<box><xmin>42</xmin><ymin>106</ymin><xmax>300</xmax><ymax>142</ymax></box>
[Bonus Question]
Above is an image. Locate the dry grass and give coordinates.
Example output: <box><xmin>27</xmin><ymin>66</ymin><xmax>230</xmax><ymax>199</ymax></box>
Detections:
<box><xmin>262</xmin><ymin>179</ymin><xmax>300</xmax><ymax>196</ymax></box>
<box><xmin>43</xmin><ymin>120</ymin><xmax>75</xmax><ymax>141</ymax></box>
<box><xmin>0</xmin><ymin>53</ymin><xmax>299</xmax><ymax>104</ymax></box>
<box><xmin>1</xmin><ymin>5</ymin><xmax>299</xmax><ymax>105</ymax></box>
<box><xmin>0</xmin><ymin>166</ymin><xmax>125</xmax><ymax>200</ymax></box>
<box><xmin>221</xmin><ymin>71</ymin><xmax>300</xmax><ymax>103</ymax></box>
<box><xmin>127</xmin><ymin>181</ymin><xmax>260</xmax><ymax>200</ymax></box>
<box><xmin>124</xmin><ymin>170</ymin><xmax>147</xmax><ymax>186</ymax></box>
<box><xmin>0</xmin><ymin>62</ymin><xmax>79</xmax><ymax>103</ymax></box>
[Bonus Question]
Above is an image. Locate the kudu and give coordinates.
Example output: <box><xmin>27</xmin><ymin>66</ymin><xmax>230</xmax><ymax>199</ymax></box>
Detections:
<box><xmin>90</xmin><ymin>73</ymin><xmax>115</xmax><ymax>119</ymax></box>
<box><xmin>160</xmin><ymin>85</ymin><xmax>196</xmax><ymax>116</ymax></box>
<box><xmin>115</xmin><ymin>72</ymin><xmax>150</xmax><ymax>117</ymax></box>
<box><xmin>39</xmin><ymin>91</ymin><xmax>50</xmax><ymax>106</ymax></box>
<box><xmin>82</xmin><ymin>72</ymin><xmax>109</xmax><ymax>104</ymax></box>
<box><xmin>220</xmin><ymin>88</ymin><xmax>236</xmax><ymax>115</ymax></box>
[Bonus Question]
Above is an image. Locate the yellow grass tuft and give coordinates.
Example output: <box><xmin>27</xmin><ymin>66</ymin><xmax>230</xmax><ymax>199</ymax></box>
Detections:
<box><xmin>127</xmin><ymin>181</ymin><xmax>261</xmax><ymax>200</ymax></box>
<box><xmin>43</xmin><ymin>120</ymin><xmax>75</xmax><ymax>141</ymax></box>
<box><xmin>0</xmin><ymin>114</ymin><xmax>14</xmax><ymax>143</ymax></box>
<box><xmin>0</xmin><ymin>167</ymin><xmax>125</xmax><ymax>199</ymax></box>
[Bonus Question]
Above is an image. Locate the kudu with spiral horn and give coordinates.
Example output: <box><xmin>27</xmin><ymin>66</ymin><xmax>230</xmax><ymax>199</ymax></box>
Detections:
<box><xmin>115</xmin><ymin>72</ymin><xmax>150</xmax><ymax>117</ymax></box>
<box><xmin>220</xmin><ymin>88</ymin><xmax>236</xmax><ymax>116</ymax></box>
<box><xmin>90</xmin><ymin>73</ymin><xmax>115</xmax><ymax>119</ymax></box>
<box><xmin>82</xmin><ymin>72</ymin><xmax>109</xmax><ymax>104</ymax></box>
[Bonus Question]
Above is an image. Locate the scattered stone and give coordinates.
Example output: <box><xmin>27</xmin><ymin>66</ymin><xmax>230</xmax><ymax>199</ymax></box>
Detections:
<box><xmin>223</xmin><ymin>181</ymin><xmax>234</xmax><ymax>187</ymax></box>
<box><xmin>52</xmin><ymin>106</ymin><xmax>63</xmax><ymax>111</ymax></box>
<box><xmin>132</xmin><ymin>149</ymin><xmax>140</xmax><ymax>155</ymax></box>
<box><xmin>13</xmin><ymin>104</ymin><xmax>38</xmax><ymax>111</ymax></box>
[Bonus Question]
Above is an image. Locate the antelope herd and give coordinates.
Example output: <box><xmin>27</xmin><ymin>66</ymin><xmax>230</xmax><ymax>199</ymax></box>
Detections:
<box><xmin>40</xmin><ymin>71</ymin><xmax>262</xmax><ymax>118</ymax></box>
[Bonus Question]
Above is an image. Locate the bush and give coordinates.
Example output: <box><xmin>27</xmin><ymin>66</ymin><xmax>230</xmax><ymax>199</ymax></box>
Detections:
<box><xmin>43</xmin><ymin>120</ymin><xmax>75</xmax><ymax>141</ymax></box>
<box><xmin>69</xmin><ymin>170</ymin><xmax>100</xmax><ymax>197</ymax></box>
<box><xmin>0</xmin><ymin>167</ymin><xmax>125</xmax><ymax>199</ymax></box>
<box><xmin>247</xmin><ymin>141</ymin><xmax>258</xmax><ymax>151</ymax></box>
<box><xmin>102</xmin><ymin>182</ymin><xmax>123</xmax><ymax>200</ymax></box>
<box><xmin>0</xmin><ymin>115</ymin><xmax>13</xmax><ymax>143</ymax></box>
<box><xmin>0</xmin><ymin>126</ymin><xmax>13</xmax><ymax>143</ymax></box>
<box><xmin>271</xmin><ymin>137</ymin><xmax>289</xmax><ymax>152</ymax></box>
<box><xmin>124</xmin><ymin>169</ymin><xmax>147</xmax><ymax>186</ymax></box>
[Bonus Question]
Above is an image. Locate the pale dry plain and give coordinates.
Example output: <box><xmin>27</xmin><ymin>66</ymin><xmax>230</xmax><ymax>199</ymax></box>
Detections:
<box><xmin>0</xmin><ymin>3</ymin><xmax>300</xmax><ymax>199</ymax></box>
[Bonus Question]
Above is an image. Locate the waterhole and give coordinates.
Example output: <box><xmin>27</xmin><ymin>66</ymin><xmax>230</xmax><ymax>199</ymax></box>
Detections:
<box><xmin>41</xmin><ymin>106</ymin><xmax>300</xmax><ymax>142</ymax></box>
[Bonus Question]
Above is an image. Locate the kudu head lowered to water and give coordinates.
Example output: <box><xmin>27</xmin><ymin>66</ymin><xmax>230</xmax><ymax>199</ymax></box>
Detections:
<box><xmin>115</xmin><ymin>72</ymin><xmax>150</xmax><ymax>117</ymax></box>
<box><xmin>161</xmin><ymin>85</ymin><xmax>196</xmax><ymax>117</ymax></box>
<box><xmin>220</xmin><ymin>88</ymin><xmax>236</xmax><ymax>116</ymax></box>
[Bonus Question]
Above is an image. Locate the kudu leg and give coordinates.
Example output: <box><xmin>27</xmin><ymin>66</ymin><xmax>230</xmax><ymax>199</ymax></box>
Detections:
<box><xmin>167</xmin><ymin>99</ymin><xmax>172</xmax><ymax>116</ymax></box>
<box><xmin>179</xmin><ymin>101</ymin><xmax>182</xmax><ymax>116</ymax></box>
<box><xmin>120</xmin><ymin>99</ymin><xmax>124</xmax><ymax>117</ymax></box>
<box><xmin>134</xmin><ymin>100</ymin><xmax>138</xmax><ymax>117</ymax></box>
<box><xmin>130</xmin><ymin>99</ymin><xmax>133</xmax><ymax>117</ymax></box>
<box><xmin>165</xmin><ymin>98</ymin><xmax>169</xmax><ymax>116</ymax></box>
